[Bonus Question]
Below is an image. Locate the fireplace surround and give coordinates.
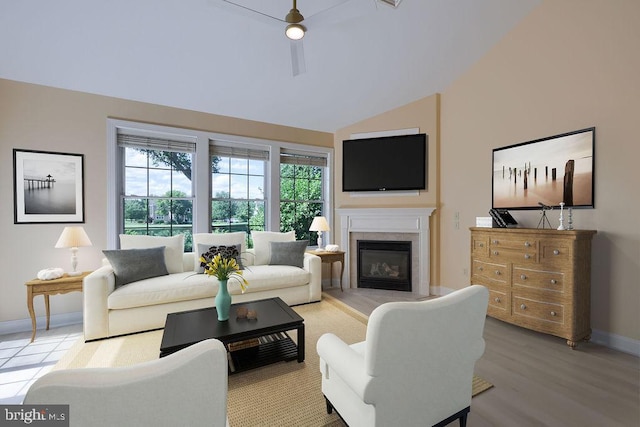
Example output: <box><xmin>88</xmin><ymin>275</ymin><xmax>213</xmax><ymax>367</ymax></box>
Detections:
<box><xmin>337</xmin><ymin>208</ymin><xmax>436</xmax><ymax>295</ymax></box>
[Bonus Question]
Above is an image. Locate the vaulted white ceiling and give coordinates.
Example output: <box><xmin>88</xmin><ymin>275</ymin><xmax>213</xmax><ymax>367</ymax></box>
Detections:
<box><xmin>0</xmin><ymin>0</ymin><xmax>540</xmax><ymax>132</ymax></box>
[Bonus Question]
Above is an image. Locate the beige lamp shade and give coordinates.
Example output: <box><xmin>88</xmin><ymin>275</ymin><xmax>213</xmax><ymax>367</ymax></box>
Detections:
<box><xmin>55</xmin><ymin>226</ymin><xmax>92</xmax><ymax>276</ymax></box>
<box><xmin>55</xmin><ymin>226</ymin><xmax>92</xmax><ymax>248</ymax></box>
<box><xmin>309</xmin><ymin>216</ymin><xmax>330</xmax><ymax>232</ymax></box>
<box><xmin>309</xmin><ymin>216</ymin><xmax>330</xmax><ymax>250</ymax></box>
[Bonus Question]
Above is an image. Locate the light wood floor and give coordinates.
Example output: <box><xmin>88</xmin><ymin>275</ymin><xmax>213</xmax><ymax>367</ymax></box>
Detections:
<box><xmin>324</xmin><ymin>287</ymin><xmax>640</xmax><ymax>427</ymax></box>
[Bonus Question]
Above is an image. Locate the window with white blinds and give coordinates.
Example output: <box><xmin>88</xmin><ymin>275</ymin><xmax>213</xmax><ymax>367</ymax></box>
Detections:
<box><xmin>210</xmin><ymin>143</ymin><xmax>268</xmax><ymax>237</ymax></box>
<box><xmin>109</xmin><ymin>119</ymin><xmax>332</xmax><ymax>250</ymax></box>
<box><xmin>119</xmin><ymin>132</ymin><xmax>195</xmax><ymax>251</ymax></box>
<box><xmin>279</xmin><ymin>149</ymin><xmax>326</xmax><ymax>243</ymax></box>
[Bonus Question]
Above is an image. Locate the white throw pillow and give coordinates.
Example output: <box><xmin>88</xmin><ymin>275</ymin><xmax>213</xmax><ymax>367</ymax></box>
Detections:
<box><xmin>193</xmin><ymin>232</ymin><xmax>246</xmax><ymax>271</ymax></box>
<box><xmin>252</xmin><ymin>231</ymin><xmax>295</xmax><ymax>265</ymax></box>
<box><xmin>119</xmin><ymin>234</ymin><xmax>184</xmax><ymax>274</ymax></box>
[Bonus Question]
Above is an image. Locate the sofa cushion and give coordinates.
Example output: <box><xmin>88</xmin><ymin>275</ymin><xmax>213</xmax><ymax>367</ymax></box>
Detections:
<box><xmin>119</xmin><ymin>234</ymin><xmax>184</xmax><ymax>274</ymax></box>
<box><xmin>193</xmin><ymin>232</ymin><xmax>246</xmax><ymax>271</ymax></box>
<box><xmin>237</xmin><ymin>265</ymin><xmax>310</xmax><ymax>295</ymax></box>
<box><xmin>252</xmin><ymin>231</ymin><xmax>295</xmax><ymax>265</ymax></box>
<box><xmin>269</xmin><ymin>240</ymin><xmax>308</xmax><ymax>268</ymax></box>
<box><xmin>108</xmin><ymin>272</ymin><xmax>216</xmax><ymax>310</ymax></box>
<box><xmin>103</xmin><ymin>247</ymin><xmax>169</xmax><ymax>289</ymax></box>
<box><xmin>196</xmin><ymin>243</ymin><xmax>243</xmax><ymax>273</ymax></box>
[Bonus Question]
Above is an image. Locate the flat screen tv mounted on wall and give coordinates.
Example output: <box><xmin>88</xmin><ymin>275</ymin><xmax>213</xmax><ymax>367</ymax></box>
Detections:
<box><xmin>492</xmin><ymin>127</ymin><xmax>595</xmax><ymax>210</ymax></box>
<box><xmin>342</xmin><ymin>133</ymin><xmax>427</xmax><ymax>192</ymax></box>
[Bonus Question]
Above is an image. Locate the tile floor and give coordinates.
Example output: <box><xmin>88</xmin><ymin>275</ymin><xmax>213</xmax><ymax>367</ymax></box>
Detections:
<box><xmin>0</xmin><ymin>323</ymin><xmax>83</xmax><ymax>404</ymax></box>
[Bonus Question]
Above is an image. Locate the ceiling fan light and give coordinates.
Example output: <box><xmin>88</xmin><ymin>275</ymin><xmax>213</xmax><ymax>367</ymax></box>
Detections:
<box><xmin>285</xmin><ymin>23</ymin><xmax>305</xmax><ymax>40</ymax></box>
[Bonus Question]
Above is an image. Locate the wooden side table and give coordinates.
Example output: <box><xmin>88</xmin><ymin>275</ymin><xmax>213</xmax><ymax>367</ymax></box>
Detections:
<box><xmin>25</xmin><ymin>271</ymin><xmax>91</xmax><ymax>342</ymax></box>
<box><xmin>307</xmin><ymin>250</ymin><xmax>345</xmax><ymax>291</ymax></box>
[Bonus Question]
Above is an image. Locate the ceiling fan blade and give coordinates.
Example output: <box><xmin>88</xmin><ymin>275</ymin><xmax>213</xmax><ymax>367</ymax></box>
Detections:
<box><xmin>290</xmin><ymin>39</ymin><xmax>306</xmax><ymax>76</ymax></box>
<box><xmin>207</xmin><ymin>0</ymin><xmax>284</xmax><ymax>25</ymax></box>
<box><xmin>305</xmin><ymin>0</ymin><xmax>376</xmax><ymax>27</ymax></box>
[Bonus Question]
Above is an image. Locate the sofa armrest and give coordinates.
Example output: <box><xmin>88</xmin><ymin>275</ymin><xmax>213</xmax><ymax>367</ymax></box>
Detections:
<box><xmin>83</xmin><ymin>265</ymin><xmax>115</xmax><ymax>341</ymax></box>
<box><xmin>317</xmin><ymin>333</ymin><xmax>373</xmax><ymax>401</ymax></box>
<box><xmin>303</xmin><ymin>252</ymin><xmax>322</xmax><ymax>302</ymax></box>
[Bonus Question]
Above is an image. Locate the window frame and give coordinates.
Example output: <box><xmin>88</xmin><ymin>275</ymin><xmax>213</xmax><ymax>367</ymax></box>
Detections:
<box><xmin>279</xmin><ymin>150</ymin><xmax>328</xmax><ymax>244</ymax></box>
<box><xmin>107</xmin><ymin>119</ymin><xmax>333</xmax><ymax>249</ymax></box>
<box><xmin>210</xmin><ymin>141</ymin><xmax>270</xmax><ymax>236</ymax></box>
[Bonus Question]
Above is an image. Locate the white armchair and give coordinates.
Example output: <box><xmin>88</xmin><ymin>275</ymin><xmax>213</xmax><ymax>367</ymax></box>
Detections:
<box><xmin>316</xmin><ymin>285</ymin><xmax>489</xmax><ymax>427</ymax></box>
<box><xmin>24</xmin><ymin>339</ymin><xmax>229</xmax><ymax>427</ymax></box>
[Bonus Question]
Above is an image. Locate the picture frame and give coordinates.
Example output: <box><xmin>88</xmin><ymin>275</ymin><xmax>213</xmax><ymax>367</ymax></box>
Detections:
<box><xmin>492</xmin><ymin>127</ymin><xmax>595</xmax><ymax>210</ymax></box>
<box><xmin>13</xmin><ymin>149</ymin><xmax>85</xmax><ymax>224</ymax></box>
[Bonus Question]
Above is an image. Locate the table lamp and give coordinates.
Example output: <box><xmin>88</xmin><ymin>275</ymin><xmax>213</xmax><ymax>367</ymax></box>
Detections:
<box><xmin>309</xmin><ymin>216</ymin><xmax>330</xmax><ymax>250</ymax></box>
<box><xmin>55</xmin><ymin>226</ymin><xmax>92</xmax><ymax>276</ymax></box>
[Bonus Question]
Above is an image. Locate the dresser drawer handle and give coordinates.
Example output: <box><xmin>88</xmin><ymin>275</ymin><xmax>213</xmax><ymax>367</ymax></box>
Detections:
<box><xmin>494</xmin><ymin>297</ymin><xmax>501</xmax><ymax>303</ymax></box>
<box><xmin>495</xmin><ymin>270</ymin><xmax>501</xmax><ymax>276</ymax></box>
<box><xmin>479</xmin><ymin>243</ymin><xmax>484</xmax><ymax>247</ymax></box>
<box><xmin>520</xmin><ymin>274</ymin><xmax>527</xmax><ymax>280</ymax></box>
<box><xmin>553</xmin><ymin>249</ymin><xmax>560</xmax><ymax>255</ymax></box>
<box><xmin>524</xmin><ymin>254</ymin><xmax>531</xmax><ymax>260</ymax></box>
<box><xmin>520</xmin><ymin>304</ymin><xmax>527</xmax><ymax>310</ymax></box>
<box><xmin>478</xmin><ymin>266</ymin><xmax>484</xmax><ymax>271</ymax></box>
<box><xmin>524</xmin><ymin>241</ymin><xmax>531</xmax><ymax>247</ymax></box>
<box><xmin>492</xmin><ymin>240</ymin><xmax>499</xmax><ymax>244</ymax></box>
<box><xmin>493</xmin><ymin>250</ymin><xmax>499</xmax><ymax>255</ymax></box>
<box><xmin>550</xmin><ymin>279</ymin><xmax>557</xmax><ymax>285</ymax></box>
<box><xmin>550</xmin><ymin>311</ymin><xmax>557</xmax><ymax>317</ymax></box>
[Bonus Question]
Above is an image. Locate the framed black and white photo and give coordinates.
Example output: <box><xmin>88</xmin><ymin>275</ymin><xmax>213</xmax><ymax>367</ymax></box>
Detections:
<box><xmin>13</xmin><ymin>149</ymin><xmax>85</xmax><ymax>224</ymax></box>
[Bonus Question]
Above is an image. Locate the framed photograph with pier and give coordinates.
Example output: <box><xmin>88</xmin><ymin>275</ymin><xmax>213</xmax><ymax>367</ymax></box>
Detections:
<box><xmin>492</xmin><ymin>127</ymin><xmax>595</xmax><ymax>210</ymax></box>
<box><xmin>13</xmin><ymin>149</ymin><xmax>85</xmax><ymax>224</ymax></box>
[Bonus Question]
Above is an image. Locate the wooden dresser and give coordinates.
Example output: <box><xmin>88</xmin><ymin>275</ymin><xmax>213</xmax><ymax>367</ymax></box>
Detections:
<box><xmin>470</xmin><ymin>227</ymin><xmax>596</xmax><ymax>348</ymax></box>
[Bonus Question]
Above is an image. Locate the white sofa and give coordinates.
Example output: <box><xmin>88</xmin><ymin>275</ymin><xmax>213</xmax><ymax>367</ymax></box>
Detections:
<box><xmin>83</xmin><ymin>232</ymin><xmax>321</xmax><ymax>341</ymax></box>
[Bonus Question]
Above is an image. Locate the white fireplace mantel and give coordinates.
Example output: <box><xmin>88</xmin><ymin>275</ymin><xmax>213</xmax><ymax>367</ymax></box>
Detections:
<box><xmin>337</xmin><ymin>207</ymin><xmax>436</xmax><ymax>295</ymax></box>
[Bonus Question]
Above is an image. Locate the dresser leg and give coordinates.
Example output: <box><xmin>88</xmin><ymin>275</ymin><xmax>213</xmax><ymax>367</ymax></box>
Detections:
<box><xmin>567</xmin><ymin>339</ymin><xmax>577</xmax><ymax>349</ymax></box>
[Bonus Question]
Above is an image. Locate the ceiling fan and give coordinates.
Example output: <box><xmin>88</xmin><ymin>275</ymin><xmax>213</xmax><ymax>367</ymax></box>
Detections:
<box><xmin>209</xmin><ymin>0</ymin><xmax>379</xmax><ymax>77</ymax></box>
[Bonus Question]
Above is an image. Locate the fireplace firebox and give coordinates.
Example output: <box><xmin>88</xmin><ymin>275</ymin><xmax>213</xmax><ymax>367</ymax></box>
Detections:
<box><xmin>357</xmin><ymin>240</ymin><xmax>411</xmax><ymax>291</ymax></box>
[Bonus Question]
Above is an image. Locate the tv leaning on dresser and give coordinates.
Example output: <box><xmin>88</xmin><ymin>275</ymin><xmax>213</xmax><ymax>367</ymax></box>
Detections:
<box><xmin>470</xmin><ymin>227</ymin><xmax>596</xmax><ymax>349</ymax></box>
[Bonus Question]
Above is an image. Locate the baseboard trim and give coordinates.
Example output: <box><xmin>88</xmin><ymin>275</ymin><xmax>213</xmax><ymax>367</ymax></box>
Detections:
<box><xmin>591</xmin><ymin>329</ymin><xmax>640</xmax><ymax>357</ymax></box>
<box><xmin>436</xmin><ymin>286</ymin><xmax>639</xmax><ymax>356</ymax></box>
<box><xmin>0</xmin><ymin>312</ymin><xmax>83</xmax><ymax>337</ymax></box>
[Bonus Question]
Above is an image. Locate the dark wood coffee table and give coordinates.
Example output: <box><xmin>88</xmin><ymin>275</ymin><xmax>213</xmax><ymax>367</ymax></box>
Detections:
<box><xmin>159</xmin><ymin>297</ymin><xmax>305</xmax><ymax>373</ymax></box>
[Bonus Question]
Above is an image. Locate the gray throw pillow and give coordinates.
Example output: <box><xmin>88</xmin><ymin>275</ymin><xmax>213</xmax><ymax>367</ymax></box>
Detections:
<box><xmin>196</xmin><ymin>243</ymin><xmax>243</xmax><ymax>274</ymax></box>
<box><xmin>268</xmin><ymin>240</ymin><xmax>308</xmax><ymax>268</ymax></box>
<box><xmin>103</xmin><ymin>246</ymin><xmax>169</xmax><ymax>288</ymax></box>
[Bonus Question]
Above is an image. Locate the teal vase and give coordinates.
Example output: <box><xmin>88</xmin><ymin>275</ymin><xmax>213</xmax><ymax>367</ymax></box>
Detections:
<box><xmin>215</xmin><ymin>279</ymin><xmax>231</xmax><ymax>321</ymax></box>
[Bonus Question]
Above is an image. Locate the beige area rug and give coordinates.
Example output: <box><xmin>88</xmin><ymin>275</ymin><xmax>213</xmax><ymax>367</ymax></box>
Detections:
<box><xmin>55</xmin><ymin>295</ymin><xmax>492</xmax><ymax>426</ymax></box>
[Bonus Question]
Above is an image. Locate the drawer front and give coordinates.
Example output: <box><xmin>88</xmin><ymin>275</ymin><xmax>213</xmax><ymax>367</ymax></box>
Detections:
<box><xmin>488</xmin><ymin>289</ymin><xmax>508</xmax><ymax>313</ymax></box>
<box><xmin>489</xmin><ymin>236</ymin><xmax>537</xmax><ymax>251</ymax></box>
<box><xmin>540</xmin><ymin>240</ymin><xmax>572</xmax><ymax>265</ymax></box>
<box><xmin>513</xmin><ymin>267</ymin><xmax>565</xmax><ymax>293</ymax></box>
<box><xmin>489</xmin><ymin>247</ymin><xmax>538</xmax><ymax>264</ymax></box>
<box><xmin>513</xmin><ymin>295</ymin><xmax>564</xmax><ymax>325</ymax></box>
<box><xmin>472</xmin><ymin>260</ymin><xmax>508</xmax><ymax>285</ymax></box>
<box><xmin>472</xmin><ymin>236</ymin><xmax>490</xmax><ymax>257</ymax></box>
